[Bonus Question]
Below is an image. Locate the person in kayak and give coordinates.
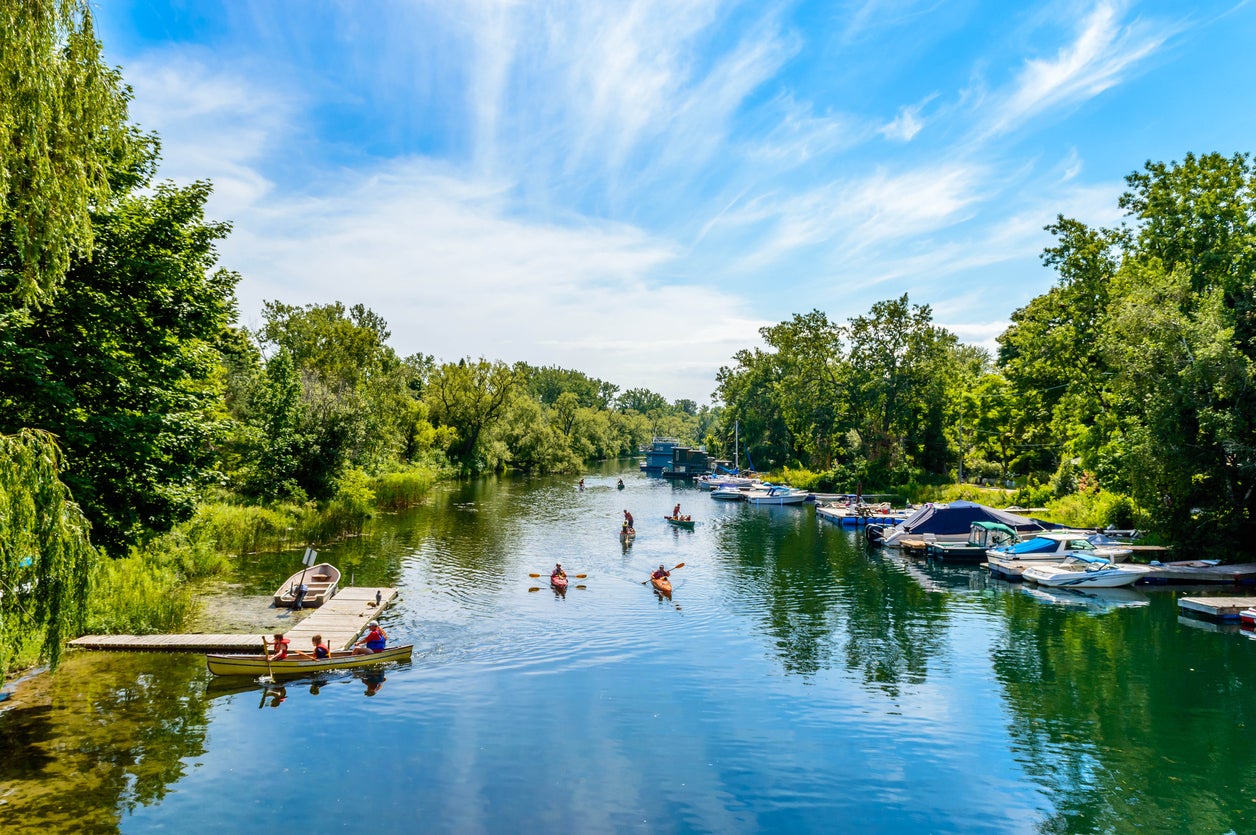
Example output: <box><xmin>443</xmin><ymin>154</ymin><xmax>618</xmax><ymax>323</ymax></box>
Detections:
<box><xmin>623</xmin><ymin>509</ymin><xmax>634</xmax><ymax>528</ymax></box>
<box><xmin>298</xmin><ymin>634</ymin><xmax>330</xmax><ymax>660</ymax></box>
<box><xmin>352</xmin><ymin>621</ymin><xmax>388</xmax><ymax>655</ymax></box>
<box><xmin>617</xmin><ymin>478</ymin><xmax>625</xmax><ymax>489</ymax></box>
<box><xmin>652</xmin><ymin>565</ymin><xmax>670</xmax><ymax>581</ymax></box>
<box><xmin>267</xmin><ymin>633</ymin><xmax>290</xmax><ymax>661</ymax></box>
<box><xmin>551</xmin><ymin>563</ymin><xmax>567</xmax><ymax>581</ymax></box>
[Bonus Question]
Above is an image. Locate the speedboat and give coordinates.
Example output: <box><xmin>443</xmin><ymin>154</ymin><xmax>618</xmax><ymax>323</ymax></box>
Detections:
<box><xmin>710</xmin><ymin>485</ymin><xmax>753</xmax><ymax>501</ymax></box>
<box><xmin>1021</xmin><ymin>554</ymin><xmax>1151</xmax><ymax>588</ymax></box>
<box><xmin>744</xmin><ymin>485</ymin><xmax>807</xmax><ymax>505</ymax></box>
<box><xmin>986</xmin><ymin>532</ymin><xmax>1133</xmax><ymax>580</ymax></box>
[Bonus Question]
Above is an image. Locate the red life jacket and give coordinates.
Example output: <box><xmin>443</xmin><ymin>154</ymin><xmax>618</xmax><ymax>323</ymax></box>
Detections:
<box><xmin>273</xmin><ymin>637</ymin><xmax>290</xmax><ymax>659</ymax></box>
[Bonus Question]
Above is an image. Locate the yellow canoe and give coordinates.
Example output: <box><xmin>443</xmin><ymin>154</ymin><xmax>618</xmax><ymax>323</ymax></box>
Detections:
<box><xmin>206</xmin><ymin>644</ymin><xmax>413</xmax><ymax>676</ymax></box>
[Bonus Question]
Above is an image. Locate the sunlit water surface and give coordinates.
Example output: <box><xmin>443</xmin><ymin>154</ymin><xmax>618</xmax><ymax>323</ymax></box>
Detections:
<box><xmin>3</xmin><ymin>464</ymin><xmax>1255</xmax><ymax>833</ymax></box>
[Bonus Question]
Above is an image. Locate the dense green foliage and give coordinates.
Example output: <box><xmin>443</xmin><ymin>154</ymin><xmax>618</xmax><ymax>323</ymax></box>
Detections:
<box><xmin>0</xmin><ymin>430</ymin><xmax>96</xmax><ymax>680</ymax></box>
<box><xmin>716</xmin><ymin>153</ymin><xmax>1256</xmax><ymax>556</ymax></box>
<box><xmin>0</xmin><ymin>0</ymin><xmax>132</xmax><ymax>305</ymax></box>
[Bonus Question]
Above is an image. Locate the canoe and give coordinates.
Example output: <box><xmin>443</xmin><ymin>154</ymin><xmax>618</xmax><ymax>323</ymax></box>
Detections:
<box><xmin>664</xmin><ymin>516</ymin><xmax>695</xmax><ymax>529</ymax></box>
<box><xmin>273</xmin><ymin>563</ymin><xmax>340</xmax><ymax>608</ymax></box>
<box><xmin>619</xmin><ymin>527</ymin><xmax>636</xmax><ymax>539</ymax></box>
<box><xmin>651</xmin><ymin>576</ymin><xmax>673</xmax><ymax>596</ymax></box>
<box><xmin>206</xmin><ymin>644</ymin><xmax>414</xmax><ymax>677</ymax></box>
<box><xmin>551</xmin><ymin>574</ymin><xmax>569</xmax><ymax>590</ymax></box>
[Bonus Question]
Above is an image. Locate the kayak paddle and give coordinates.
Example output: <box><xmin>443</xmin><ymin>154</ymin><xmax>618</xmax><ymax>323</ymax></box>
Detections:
<box><xmin>641</xmin><ymin>562</ymin><xmax>685</xmax><ymax>584</ymax></box>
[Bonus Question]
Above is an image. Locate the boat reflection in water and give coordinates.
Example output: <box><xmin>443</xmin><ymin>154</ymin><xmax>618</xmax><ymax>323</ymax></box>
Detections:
<box><xmin>204</xmin><ymin>668</ymin><xmax>392</xmax><ymax>704</ymax></box>
<box><xmin>1019</xmin><ymin>584</ymin><xmax>1151</xmax><ymax>614</ymax></box>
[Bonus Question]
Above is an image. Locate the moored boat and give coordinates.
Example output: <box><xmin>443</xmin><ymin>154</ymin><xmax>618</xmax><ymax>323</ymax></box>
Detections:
<box><xmin>744</xmin><ymin>485</ymin><xmax>807</xmax><ymax>505</ymax></box>
<box><xmin>205</xmin><ymin>644</ymin><xmax>414</xmax><ymax>677</ymax></box>
<box><xmin>1021</xmin><ymin>555</ymin><xmax>1151</xmax><ymax>588</ymax></box>
<box><xmin>273</xmin><ymin>563</ymin><xmax>341</xmax><ymax>608</ymax></box>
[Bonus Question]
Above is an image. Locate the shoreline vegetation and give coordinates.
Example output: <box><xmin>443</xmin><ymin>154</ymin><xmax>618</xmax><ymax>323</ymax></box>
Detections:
<box><xmin>2</xmin><ymin>4</ymin><xmax>1252</xmax><ymax>686</ymax></box>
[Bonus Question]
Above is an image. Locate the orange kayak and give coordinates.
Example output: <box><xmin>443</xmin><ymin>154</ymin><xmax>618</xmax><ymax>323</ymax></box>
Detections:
<box><xmin>651</xmin><ymin>576</ymin><xmax>672</xmax><ymax>596</ymax></box>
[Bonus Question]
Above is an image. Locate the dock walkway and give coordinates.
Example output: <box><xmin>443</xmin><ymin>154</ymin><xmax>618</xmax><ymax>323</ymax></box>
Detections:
<box><xmin>1178</xmin><ymin>596</ymin><xmax>1256</xmax><ymax>622</ymax></box>
<box><xmin>69</xmin><ymin>586</ymin><xmax>398</xmax><ymax>653</ymax></box>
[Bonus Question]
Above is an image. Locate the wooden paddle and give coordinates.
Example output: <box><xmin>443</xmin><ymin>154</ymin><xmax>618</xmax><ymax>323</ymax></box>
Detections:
<box><xmin>642</xmin><ymin>562</ymin><xmax>685</xmax><ymax>584</ymax></box>
<box><xmin>261</xmin><ymin>635</ymin><xmax>275</xmax><ymax>683</ymax></box>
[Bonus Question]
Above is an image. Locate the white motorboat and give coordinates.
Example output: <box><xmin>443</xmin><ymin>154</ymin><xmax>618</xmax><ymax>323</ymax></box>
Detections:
<box><xmin>744</xmin><ymin>485</ymin><xmax>808</xmax><ymax>505</ymax></box>
<box><xmin>710</xmin><ymin>485</ymin><xmax>754</xmax><ymax>501</ymax></box>
<box><xmin>1021</xmin><ymin>554</ymin><xmax>1152</xmax><ymax>588</ymax></box>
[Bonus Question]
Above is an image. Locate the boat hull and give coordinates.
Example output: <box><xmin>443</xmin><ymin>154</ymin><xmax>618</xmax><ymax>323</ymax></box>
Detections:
<box><xmin>551</xmin><ymin>575</ymin><xmax>569</xmax><ymax>590</ymax></box>
<box><xmin>651</xmin><ymin>577</ymin><xmax>673</xmax><ymax>596</ymax></box>
<box><xmin>1022</xmin><ymin>563</ymin><xmax>1151</xmax><ymax>588</ymax></box>
<box><xmin>665</xmin><ymin>517</ymin><xmax>695</xmax><ymax>528</ymax></box>
<box><xmin>206</xmin><ymin>644</ymin><xmax>413</xmax><ymax>676</ymax></box>
<box><xmin>273</xmin><ymin>563</ymin><xmax>341</xmax><ymax>608</ymax></box>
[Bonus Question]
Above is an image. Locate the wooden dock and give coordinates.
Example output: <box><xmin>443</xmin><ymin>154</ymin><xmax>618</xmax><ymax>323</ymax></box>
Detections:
<box><xmin>70</xmin><ymin>634</ymin><xmax>264</xmax><ymax>652</ymax></box>
<box><xmin>68</xmin><ymin>586</ymin><xmax>398</xmax><ymax>653</ymax></box>
<box><xmin>1143</xmin><ymin>562</ymin><xmax>1256</xmax><ymax>584</ymax></box>
<box><xmin>1177</xmin><ymin>596</ymin><xmax>1256</xmax><ymax>621</ymax></box>
<box><xmin>283</xmin><ymin>586</ymin><xmax>397</xmax><ymax>650</ymax></box>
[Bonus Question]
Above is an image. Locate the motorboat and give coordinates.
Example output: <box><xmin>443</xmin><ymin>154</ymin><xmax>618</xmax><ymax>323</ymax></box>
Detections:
<box><xmin>1021</xmin><ymin>554</ymin><xmax>1152</xmax><ymax>588</ymax></box>
<box><xmin>710</xmin><ymin>485</ymin><xmax>754</xmax><ymax>501</ymax></box>
<box><xmin>926</xmin><ymin>522</ymin><xmax>1019</xmax><ymax>563</ymax></box>
<box><xmin>744</xmin><ymin>485</ymin><xmax>808</xmax><ymax>505</ymax></box>
<box><xmin>867</xmin><ymin>501</ymin><xmax>1052</xmax><ymax>547</ymax></box>
<box><xmin>986</xmin><ymin>532</ymin><xmax>1134</xmax><ymax>580</ymax></box>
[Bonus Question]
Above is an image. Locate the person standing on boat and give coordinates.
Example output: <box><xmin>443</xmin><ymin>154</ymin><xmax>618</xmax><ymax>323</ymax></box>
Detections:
<box><xmin>673</xmin><ymin>503</ymin><xmax>681</xmax><ymax>519</ymax></box>
<box><xmin>267</xmin><ymin>633</ymin><xmax>290</xmax><ymax>662</ymax></box>
<box><xmin>578</xmin><ymin>478</ymin><xmax>585</xmax><ymax>490</ymax></box>
<box><xmin>624</xmin><ymin>509</ymin><xmax>634</xmax><ymax>529</ymax></box>
<box><xmin>353</xmin><ymin>621</ymin><xmax>387</xmax><ymax>655</ymax></box>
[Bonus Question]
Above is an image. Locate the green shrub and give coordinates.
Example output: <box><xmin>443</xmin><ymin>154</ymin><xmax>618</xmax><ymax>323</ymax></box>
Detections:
<box><xmin>86</xmin><ymin>554</ymin><xmax>193</xmax><ymax>634</ymax></box>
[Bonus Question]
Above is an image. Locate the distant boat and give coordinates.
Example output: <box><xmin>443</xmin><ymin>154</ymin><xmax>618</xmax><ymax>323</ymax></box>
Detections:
<box><xmin>273</xmin><ymin>563</ymin><xmax>340</xmax><ymax>608</ymax></box>
<box><xmin>665</xmin><ymin>516</ymin><xmax>695</xmax><ymax>529</ymax></box>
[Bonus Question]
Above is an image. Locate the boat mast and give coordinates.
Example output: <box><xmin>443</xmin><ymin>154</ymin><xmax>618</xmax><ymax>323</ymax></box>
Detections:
<box><xmin>734</xmin><ymin>420</ymin><xmax>740</xmax><ymax>472</ymax></box>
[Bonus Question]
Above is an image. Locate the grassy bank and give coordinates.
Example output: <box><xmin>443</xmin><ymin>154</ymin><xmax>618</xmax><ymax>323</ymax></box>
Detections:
<box><xmin>83</xmin><ymin>463</ymin><xmax>446</xmax><ymax>637</ymax></box>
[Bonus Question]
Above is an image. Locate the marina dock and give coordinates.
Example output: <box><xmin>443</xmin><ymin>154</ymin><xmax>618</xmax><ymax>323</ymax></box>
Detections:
<box><xmin>69</xmin><ymin>586</ymin><xmax>398</xmax><ymax>653</ymax></box>
<box><xmin>1177</xmin><ymin>596</ymin><xmax>1256</xmax><ymax>621</ymax></box>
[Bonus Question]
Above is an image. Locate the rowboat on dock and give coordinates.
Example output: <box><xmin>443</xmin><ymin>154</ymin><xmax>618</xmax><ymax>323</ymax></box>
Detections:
<box><xmin>273</xmin><ymin>563</ymin><xmax>340</xmax><ymax>608</ymax></box>
<box><xmin>206</xmin><ymin>644</ymin><xmax>413</xmax><ymax>677</ymax></box>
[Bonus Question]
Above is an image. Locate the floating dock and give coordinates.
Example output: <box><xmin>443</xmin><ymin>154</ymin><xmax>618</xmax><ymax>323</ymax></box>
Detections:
<box><xmin>68</xmin><ymin>586</ymin><xmax>398</xmax><ymax>653</ymax></box>
<box><xmin>1177</xmin><ymin>596</ymin><xmax>1256</xmax><ymax>622</ymax></box>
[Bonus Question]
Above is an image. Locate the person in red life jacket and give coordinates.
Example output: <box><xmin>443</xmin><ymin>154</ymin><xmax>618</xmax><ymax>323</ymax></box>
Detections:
<box><xmin>353</xmin><ymin>621</ymin><xmax>388</xmax><ymax>655</ymax></box>
<box><xmin>673</xmin><ymin>503</ymin><xmax>681</xmax><ymax>519</ymax></box>
<box><xmin>624</xmin><ymin>509</ymin><xmax>634</xmax><ymax>528</ymax></box>
<box><xmin>651</xmin><ymin>565</ymin><xmax>670</xmax><ymax>581</ymax></box>
<box><xmin>267</xmin><ymin>632</ymin><xmax>290</xmax><ymax>662</ymax></box>
<box><xmin>298</xmin><ymin>634</ymin><xmax>330</xmax><ymax>660</ymax></box>
<box><xmin>551</xmin><ymin>563</ymin><xmax>567</xmax><ymax>582</ymax></box>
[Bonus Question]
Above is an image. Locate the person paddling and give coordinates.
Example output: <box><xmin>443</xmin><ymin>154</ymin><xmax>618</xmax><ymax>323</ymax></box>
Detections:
<box><xmin>551</xmin><ymin>563</ymin><xmax>567</xmax><ymax>581</ymax></box>
<box><xmin>652</xmin><ymin>564</ymin><xmax>670</xmax><ymax>581</ymax></box>
<box><xmin>298</xmin><ymin>634</ymin><xmax>330</xmax><ymax>660</ymax></box>
<box><xmin>672</xmin><ymin>503</ymin><xmax>681</xmax><ymax>519</ymax></box>
<box><xmin>267</xmin><ymin>632</ymin><xmax>290</xmax><ymax>662</ymax></box>
<box><xmin>623</xmin><ymin>509</ymin><xmax>634</xmax><ymax>529</ymax></box>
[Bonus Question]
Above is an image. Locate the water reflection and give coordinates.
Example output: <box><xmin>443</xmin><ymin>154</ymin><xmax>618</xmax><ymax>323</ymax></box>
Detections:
<box><xmin>0</xmin><ymin>652</ymin><xmax>211</xmax><ymax>831</ymax></box>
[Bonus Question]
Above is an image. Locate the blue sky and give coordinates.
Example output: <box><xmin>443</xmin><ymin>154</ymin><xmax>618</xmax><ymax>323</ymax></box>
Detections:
<box><xmin>94</xmin><ymin>0</ymin><xmax>1256</xmax><ymax>403</ymax></box>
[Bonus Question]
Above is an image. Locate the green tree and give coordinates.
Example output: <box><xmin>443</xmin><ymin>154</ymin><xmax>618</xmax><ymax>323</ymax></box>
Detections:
<box><xmin>0</xmin><ymin>180</ymin><xmax>238</xmax><ymax>554</ymax></box>
<box><xmin>426</xmin><ymin>358</ymin><xmax>522</xmax><ymax>469</ymax></box>
<box><xmin>1</xmin><ymin>0</ymin><xmax>132</xmax><ymax>304</ymax></box>
<box><xmin>0</xmin><ymin>430</ymin><xmax>97</xmax><ymax>682</ymax></box>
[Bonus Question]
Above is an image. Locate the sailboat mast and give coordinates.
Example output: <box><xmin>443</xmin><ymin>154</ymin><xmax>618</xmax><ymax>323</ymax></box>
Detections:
<box><xmin>735</xmin><ymin>420</ymin><xmax>740</xmax><ymax>472</ymax></box>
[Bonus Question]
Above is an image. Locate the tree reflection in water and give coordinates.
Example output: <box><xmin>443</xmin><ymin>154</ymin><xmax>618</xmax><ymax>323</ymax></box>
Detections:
<box><xmin>714</xmin><ymin>509</ymin><xmax>952</xmax><ymax>695</ymax></box>
<box><xmin>991</xmin><ymin>592</ymin><xmax>1256</xmax><ymax>834</ymax></box>
<box><xmin>0</xmin><ymin>652</ymin><xmax>211</xmax><ymax>831</ymax></box>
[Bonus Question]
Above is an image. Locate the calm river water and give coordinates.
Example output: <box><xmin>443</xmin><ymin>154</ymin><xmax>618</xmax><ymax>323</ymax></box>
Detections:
<box><xmin>3</xmin><ymin>464</ymin><xmax>1256</xmax><ymax>833</ymax></box>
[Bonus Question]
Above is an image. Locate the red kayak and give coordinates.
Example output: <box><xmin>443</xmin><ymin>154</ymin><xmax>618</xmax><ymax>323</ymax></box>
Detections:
<box><xmin>551</xmin><ymin>574</ymin><xmax>569</xmax><ymax>590</ymax></box>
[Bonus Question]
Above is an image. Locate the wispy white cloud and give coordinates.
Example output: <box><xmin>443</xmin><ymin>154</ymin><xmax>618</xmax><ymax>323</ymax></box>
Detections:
<box><xmin>978</xmin><ymin>1</ymin><xmax>1172</xmax><ymax>138</ymax></box>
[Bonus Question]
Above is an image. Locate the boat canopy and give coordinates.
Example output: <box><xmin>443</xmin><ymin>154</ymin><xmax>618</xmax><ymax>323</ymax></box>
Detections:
<box><xmin>898</xmin><ymin>501</ymin><xmax>1050</xmax><ymax>537</ymax></box>
<box><xmin>971</xmin><ymin>521</ymin><xmax>1018</xmax><ymax>537</ymax></box>
<box><xmin>1005</xmin><ymin>537</ymin><xmax>1059</xmax><ymax>555</ymax></box>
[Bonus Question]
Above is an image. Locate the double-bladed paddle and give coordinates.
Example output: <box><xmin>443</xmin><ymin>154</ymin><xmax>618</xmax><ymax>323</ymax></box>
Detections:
<box><xmin>642</xmin><ymin>562</ymin><xmax>685</xmax><ymax>584</ymax></box>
